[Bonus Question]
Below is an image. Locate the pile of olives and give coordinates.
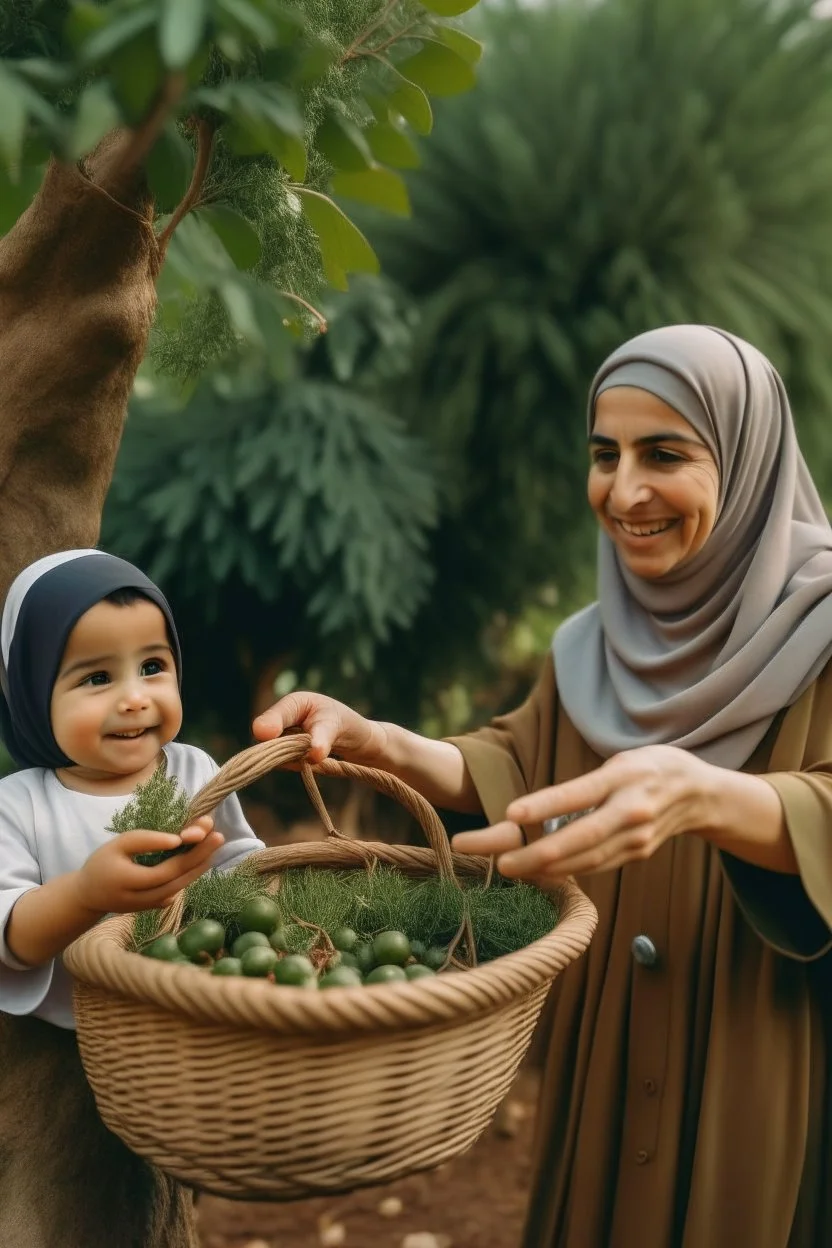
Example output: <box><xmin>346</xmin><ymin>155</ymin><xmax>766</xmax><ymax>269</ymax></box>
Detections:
<box><xmin>139</xmin><ymin>895</ymin><xmax>449</xmax><ymax>989</ymax></box>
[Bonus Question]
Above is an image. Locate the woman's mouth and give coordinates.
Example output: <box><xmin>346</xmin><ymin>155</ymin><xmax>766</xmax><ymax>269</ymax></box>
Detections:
<box><xmin>614</xmin><ymin>518</ymin><xmax>677</xmax><ymax>538</ymax></box>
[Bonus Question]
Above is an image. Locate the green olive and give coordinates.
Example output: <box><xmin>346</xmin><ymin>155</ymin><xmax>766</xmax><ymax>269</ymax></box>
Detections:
<box><xmin>330</xmin><ymin>926</ymin><xmax>358</xmax><ymax>952</ymax></box>
<box><xmin>353</xmin><ymin>941</ymin><xmax>375</xmax><ymax>973</ymax></box>
<box><xmin>177</xmin><ymin>918</ymin><xmax>226</xmax><ymax>959</ymax></box>
<box><xmin>328</xmin><ymin>950</ymin><xmax>360</xmax><ymax>971</ymax></box>
<box><xmin>371</xmin><ymin>931</ymin><xmax>411</xmax><ymax>967</ymax></box>
<box><xmin>142</xmin><ymin>934</ymin><xmax>181</xmax><ymax>961</ymax></box>
<box><xmin>240</xmin><ymin>946</ymin><xmax>279</xmax><ymax>977</ymax></box>
<box><xmin>365</xmin><ymin>964</ymin><xmax>408</xmax><ymax>985</ymax></box>
<box><xmin>423</xmin><ymin>945</ymin><xmax>448</xmax><ymax>971</ymax></box>
<box><xmin>273</xmin><ymin>954</ymin><xmax>317</xmax><ymax>987</ymax></box>
<box><xmin>236</xmin><ymin>896</ymin><xmax>281</xmax><ymax>935</ymax></box>
<box><xmin>231</xmin><ymin>930</ymin><xmax>271</xmax><ymax>958</ymax></box>
<box><xmin>211</xmin><ymin>957</ymin><xmax>243</xmax><ymax>976</ymax></box>
<box><xmin>405</xmin><ymin>963</ymin><xmax>437</xmax><ymax>980</ymax></box>
<box><xmin>319</xmin><ymin>966</ymin><xmax>363</xmax><ymax>989</ymax></box>
<box><xmin>268</xmin><ymin>926</ymin><xmax>291</xmax><ymax>953</ymax></box>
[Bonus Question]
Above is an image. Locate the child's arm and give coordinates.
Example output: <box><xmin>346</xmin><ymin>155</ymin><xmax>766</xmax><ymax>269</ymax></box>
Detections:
<box><xmin>4</xmin><ymin>818</ymin><xmax>223</xmax><ymax>967</ymax></box>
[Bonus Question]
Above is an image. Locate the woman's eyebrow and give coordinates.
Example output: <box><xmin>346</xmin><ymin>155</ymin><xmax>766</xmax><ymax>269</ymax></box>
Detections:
<box><xmin>589</xmin><ymin>432</ymin><xmax>706</xmax><ymax>447</ymax></box>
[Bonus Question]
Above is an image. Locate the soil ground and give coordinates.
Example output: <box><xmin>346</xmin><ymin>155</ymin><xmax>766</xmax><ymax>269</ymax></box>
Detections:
<box><xmin>196</xmin><ymin>1066</ymin><xmax>539</xmax><ymax>1248</ymax></box>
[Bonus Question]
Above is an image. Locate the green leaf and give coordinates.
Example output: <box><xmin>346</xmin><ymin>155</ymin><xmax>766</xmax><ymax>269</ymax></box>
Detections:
<box><xmin>109</xmin><ymin>27</ymin><xmax>165</xmax><ymax>123</ymax></box>
<box><xmin>220</xmin><ymin>280</ymin><xmax>263</xmax><ymax>346</ymax></box>
<box><xmin>66</xmin><ymin>81</ymin><xmax>121</xmax><ymax>161</ymax></box>
<box><xmin>388</xmin><ymin>73</ymin><xmax>433</xmax><ymax>135</ymax></box>
<box><xmin>435</xmin><ymin>26</ymin><xmax>483</xmax><ymax>66</ymax></box>
<box><xmin>316</xmin><ymin>109</ymin><xmax>373</xmax><ymax>172</ymax></box>
<box><xmin>146</xmin><ymin>125</ymin><xmax>194</xmax><ymax>212</ymax></box>
<box><xmin>419</xmin><ymin>0</ymin><xmax>479</xmax><ymax>14</ymax></box>
<box><xmin>366</xmin><ymin>122</ymin><xmax>420</xmax><ymax>170</ymax></box>
<box><xmin>331</xmin><ymin>167</ymin><xmax>411</xmax><ymax>216</ymax></box>
<box><xmin>64</xmin><ymin>2</ymin><xmax>109</xmax><ymax>53</ymax></box>
<box><xmin>197</xmin><ymin>204</ymin><xmax>262</xmax><ymax>270</ymax></box>
<box><xmin>77</xmin><ymin>6</ymin><xmax>157</xmax><ymax>66</ymax></box>
<box><xmin>0</xmin><ymin>67</ymin><xmax>27</xmax><ymax>175</ymax></box>
<box><xmin>216</xmin><ymin>0</ymin><xmax>280</xmax><ymax>46</ymax></box>
<box><xmin>397</xmin><ymin>39</ymin><xmax>477</xmax><ymax>96</ymax></box>
<box><xmin>159</xmin><ymin>0</ymin><xmax>207</xmax><ymax>71</ymax></box>
<box><xmin>296</xmin><ymin>188</ymin><xmax>380</xmax><ymax>290</ymax></box>
<box><xmin>212</xmin><ymin>82</ymin><xmax>308</xmax><ymax>180</ymax></box>
<box><xmin>14</xmin><ymin>59</ymin><xmax>76</xmax><ymax>94</ymax></box>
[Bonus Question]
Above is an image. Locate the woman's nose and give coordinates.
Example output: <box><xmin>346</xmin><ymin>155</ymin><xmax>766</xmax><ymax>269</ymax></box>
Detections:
<box><xmin>608</xmin><ymin>458</ymin><xmax>652</xmax><ymax>511</ymax></box>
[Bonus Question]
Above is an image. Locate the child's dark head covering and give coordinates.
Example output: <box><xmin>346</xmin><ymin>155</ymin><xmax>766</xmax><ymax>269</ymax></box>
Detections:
<box><xmin>0</xmin><ymin>550</ymin><xmax>182</xmax><ymax>769</ymax></box>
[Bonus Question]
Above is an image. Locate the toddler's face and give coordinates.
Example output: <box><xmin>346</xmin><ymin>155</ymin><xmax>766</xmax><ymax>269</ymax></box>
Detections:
<box><xmin>50</xmin><ymin>599</ymin><xmax>182</xmax><ymax>784</ymax></box>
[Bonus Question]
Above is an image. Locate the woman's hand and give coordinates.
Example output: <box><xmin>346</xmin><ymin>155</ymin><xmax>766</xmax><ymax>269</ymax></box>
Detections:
<box><xmin>252</xmin><ymin>691</ymin><xmax>386</xmax><ymax>766</ymax></box>
<box><xmin>451</xmin><ymin>745</ymin><xmax>714</xmax><ymax>886</ymax></box>
<box><xmin>74</xmin><ymin>816</ymin><xmax>224</xmax><ymax>914</ymax></box>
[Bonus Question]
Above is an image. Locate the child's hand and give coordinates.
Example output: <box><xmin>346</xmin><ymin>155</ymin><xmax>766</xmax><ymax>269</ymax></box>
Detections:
<box><xmin>75</xmin><ymin>816</ymin><xmax>224</xmax><ymax>914</ymax></box>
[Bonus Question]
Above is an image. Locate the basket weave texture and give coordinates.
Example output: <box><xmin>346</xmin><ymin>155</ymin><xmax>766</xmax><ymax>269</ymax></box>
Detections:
<box><xmin>64</xmin><ymin>734</ymin><xmax>598</xmax><ymax>1201</ymax></box>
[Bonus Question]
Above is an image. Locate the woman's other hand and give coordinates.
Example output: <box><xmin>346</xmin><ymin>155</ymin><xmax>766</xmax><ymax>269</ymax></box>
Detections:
<box><xmin>452</xmin><ymin>745</ymin><xmax>714</xmax><ymax>886</ymax></box>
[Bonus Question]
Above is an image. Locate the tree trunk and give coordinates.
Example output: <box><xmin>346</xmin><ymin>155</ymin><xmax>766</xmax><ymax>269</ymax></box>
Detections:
<box><xmin>0</xmin><ymin>133</ymin><xmax>160</xmax><ymax>601</ymax></box>
<box><xmin>0</xmin><ymin>1014</ymin><xmax>198</xmax><ymax>1248</ymax></box>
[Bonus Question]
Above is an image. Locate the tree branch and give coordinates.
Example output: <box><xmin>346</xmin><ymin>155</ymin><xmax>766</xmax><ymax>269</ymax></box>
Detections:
<box><xmin>279</xmin><ymin>291</ymin><xmax>328</xmax><ymax>334</ymax></box>
<box><xmin>341</xmin><ymin>0</ymin><xmax>399</xmax><ymax>63</ymax></box>
<box><xmin>157</xmin><ymin>119</ymin><xmax>216</xmax><ymax>250</ymax></box>
<box><xmin>102</xmin><ymin>73</ymin><xmax>189</xmax><ymax>195</ymax></box>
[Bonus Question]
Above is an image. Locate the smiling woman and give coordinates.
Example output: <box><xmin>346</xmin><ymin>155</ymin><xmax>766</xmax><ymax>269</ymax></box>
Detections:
<box><xmin>255</xmin><ymin>324</ymin><xmax>832</xmax><ymax>1248</ymax></box>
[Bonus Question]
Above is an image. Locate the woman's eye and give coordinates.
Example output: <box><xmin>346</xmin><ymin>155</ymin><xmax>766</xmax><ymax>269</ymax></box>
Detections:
<box><xmin>591</xmin><ymin>449</ymin><xmax>618</xmax><ymax>466</ymax></box>
<box><xmin>141</xmin><ymin>658</ymin><xmax>165</xmax><ymax>677</ymax></box>
<box><xmin>649</xmin><ymin>448</ymin><xmax>683</xmax><ymax>465</ymax></box>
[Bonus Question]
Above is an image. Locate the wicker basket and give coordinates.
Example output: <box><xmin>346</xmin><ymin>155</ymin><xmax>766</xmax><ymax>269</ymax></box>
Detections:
<box><xmin>64</xmin><ymin>734</ymin><xmax>598</xmax><ymax>1201</ymax></box>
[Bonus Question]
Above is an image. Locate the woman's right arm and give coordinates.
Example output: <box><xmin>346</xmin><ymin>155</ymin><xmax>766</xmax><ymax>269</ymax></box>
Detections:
<box><xmin>252</xmin><ymin>693</ymin><xmax>483</xmax><ymax>814</ymax></box>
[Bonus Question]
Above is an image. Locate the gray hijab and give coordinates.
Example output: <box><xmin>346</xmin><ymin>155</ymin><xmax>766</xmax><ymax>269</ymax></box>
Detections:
<box><xmin>553</xmin><ymin>324</ymin><xmax>832</xmax><ymax>769</ymax></box>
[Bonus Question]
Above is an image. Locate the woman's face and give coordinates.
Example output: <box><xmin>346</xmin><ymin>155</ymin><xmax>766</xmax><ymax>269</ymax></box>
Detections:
<box><xmin>588</xmin><ymin>386</ymin><xmax>720</xmax><ymax>579</ymax></box>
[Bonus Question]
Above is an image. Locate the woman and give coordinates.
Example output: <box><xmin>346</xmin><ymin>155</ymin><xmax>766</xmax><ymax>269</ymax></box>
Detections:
<box><xmin>254</xmin><ymin>325</ymin><xmax>832</xmax><ymax>1248</ymax></box>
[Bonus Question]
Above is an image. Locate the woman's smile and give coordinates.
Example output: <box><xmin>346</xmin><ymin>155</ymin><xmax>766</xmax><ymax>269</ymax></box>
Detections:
<box><xmin>612</xmin><ymin>516</ymin><xmax>678</xmax><ymax>539</ymax></box>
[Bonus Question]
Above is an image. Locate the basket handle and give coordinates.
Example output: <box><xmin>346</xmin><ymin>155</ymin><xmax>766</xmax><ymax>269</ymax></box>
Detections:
<box><xmin>181</xmin><ymin>733</ymin><xmax>458</xmax><ymax>884</ymax></box>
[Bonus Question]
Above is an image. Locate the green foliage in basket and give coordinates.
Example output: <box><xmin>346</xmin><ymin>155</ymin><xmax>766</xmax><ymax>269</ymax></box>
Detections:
<box><xmin>107</xmin><ymin>764</ymin><xmax>190</xmax><ymax>866</ymax></box>
<box><xmin>131</xmin><ymin>862</ymin><xmax>558</xmax><ymax>965</ymax></box>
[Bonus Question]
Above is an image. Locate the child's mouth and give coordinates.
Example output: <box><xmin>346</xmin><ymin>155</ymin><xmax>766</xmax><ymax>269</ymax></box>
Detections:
<box><xmin>109</xmin><ymin>728</ymin><xmax>152</xmax><ymax>740</ymax></box>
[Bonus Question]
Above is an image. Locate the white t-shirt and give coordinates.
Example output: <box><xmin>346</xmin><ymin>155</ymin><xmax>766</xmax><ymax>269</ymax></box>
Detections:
<box><xmin>0</xmin><ymin>742</ymin><xmax>265</xmax><ymax>1029</ymax></box>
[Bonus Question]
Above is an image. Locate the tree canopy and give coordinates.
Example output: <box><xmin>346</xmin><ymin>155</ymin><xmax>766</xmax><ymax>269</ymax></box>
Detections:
<box><xmin>101</xmin><ymin>0</ymin><xmax>832</xmax><ymax>747</ymax></box>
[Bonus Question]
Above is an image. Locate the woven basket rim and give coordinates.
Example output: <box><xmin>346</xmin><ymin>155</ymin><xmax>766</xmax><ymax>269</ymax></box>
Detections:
<box><xmin>66</xmin><ymin>854</ymin><xmax>598</xmax><ymax>1036</ymax></box>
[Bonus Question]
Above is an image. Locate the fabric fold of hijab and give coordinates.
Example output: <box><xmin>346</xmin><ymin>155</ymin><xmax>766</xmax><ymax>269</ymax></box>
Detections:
<box><xmin>0</xmin><ymin>549</ymin><xmax>181</xmax><ymax>770</ymax></box>
<box><xmin>553</xmin><ymin>324</ymin><xmax>832</xmax><ymax>769</ymax></box>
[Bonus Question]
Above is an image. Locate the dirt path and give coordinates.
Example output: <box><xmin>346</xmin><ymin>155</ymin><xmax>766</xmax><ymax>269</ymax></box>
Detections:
<box><xmin>197</xmin><ymin>1067</ymin><xmax>538</xmax><ymax>1248</ymax></box>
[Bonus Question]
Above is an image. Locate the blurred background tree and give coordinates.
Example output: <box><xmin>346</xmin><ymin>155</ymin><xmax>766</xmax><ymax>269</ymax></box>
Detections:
<box><xmin>102</xmin><ymin>0</ymin><xmax>832</xmax><ymax>779</ymax></box>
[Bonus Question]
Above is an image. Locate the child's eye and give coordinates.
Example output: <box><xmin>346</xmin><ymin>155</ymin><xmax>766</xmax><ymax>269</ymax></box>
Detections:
<box><xmin>141</xmin><ymin>658</ymin><xmax>166</xmax><ymax>677</ymax></box>
<box><xmin>82</xmin><ymin>671</ymin><xmax>110</xmax><ymax>687</ymax></box>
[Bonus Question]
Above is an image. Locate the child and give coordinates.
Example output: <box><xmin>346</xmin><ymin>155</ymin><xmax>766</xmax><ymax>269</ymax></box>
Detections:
<box><xmin>0</xmin><ymin>548</ymin><xmax>265</xmax><ymax>1248</ymax></box>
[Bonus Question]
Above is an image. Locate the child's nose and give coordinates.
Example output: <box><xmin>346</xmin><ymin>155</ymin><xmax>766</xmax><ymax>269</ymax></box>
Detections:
<box><xmin>118</xmin><ymin>681</ymin><xmax>150</xmax><ymax>710</ymax></box>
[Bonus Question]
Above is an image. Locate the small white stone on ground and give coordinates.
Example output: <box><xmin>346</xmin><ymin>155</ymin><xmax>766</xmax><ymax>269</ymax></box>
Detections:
<box><xmin>317</xmin><ymin>1214</ymin><xmax>347</xmax><ymax>1246</ymax></box>
<box><xmin>378</xmin><ymin>1196</ymin><xmax>404</xmax><ymax>1217</ymax></box>
<box><xmin>401</xmin><ymin>1234</ymin><xmax>452</xmax><ymax>1248</ymax></box>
